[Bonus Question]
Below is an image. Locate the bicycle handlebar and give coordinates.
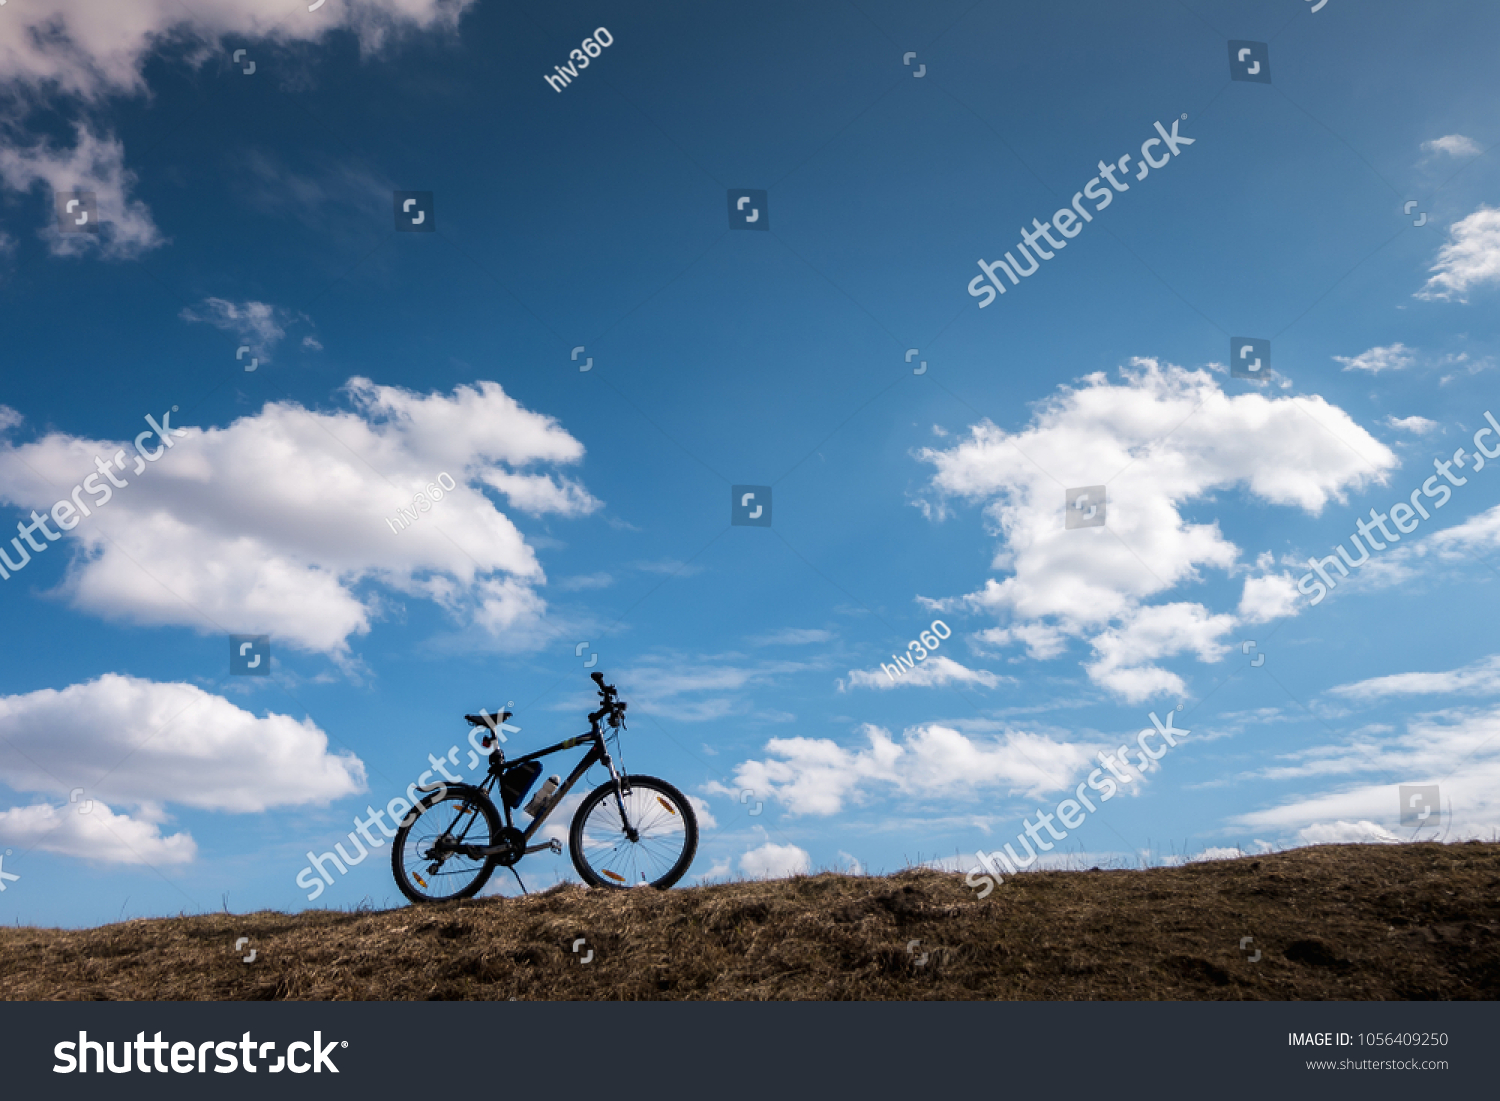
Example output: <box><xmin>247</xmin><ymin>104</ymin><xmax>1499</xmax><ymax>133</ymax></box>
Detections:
<box><xmin>588</xmin><ymin>671</ymin><xmax>626</xmax><ymax>729</ymax></box>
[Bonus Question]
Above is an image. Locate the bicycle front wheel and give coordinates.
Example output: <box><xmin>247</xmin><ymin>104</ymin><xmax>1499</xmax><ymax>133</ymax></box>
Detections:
<box><xmin>569</xmin><ymin>774</ymin><xmax>698</xmax><ymax>889</ymax></box>
<box><xmin>391</xmin><ymin>787</ymin><xmax>501</xmax><ymax>904</ymax></box>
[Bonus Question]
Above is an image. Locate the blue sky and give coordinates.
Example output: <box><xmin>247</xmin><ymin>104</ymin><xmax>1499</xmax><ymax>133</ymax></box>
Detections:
<box><xmin>1</xmin><ymin>0</ymin><xmax>1498</xmax><ymax>927</ymax></box>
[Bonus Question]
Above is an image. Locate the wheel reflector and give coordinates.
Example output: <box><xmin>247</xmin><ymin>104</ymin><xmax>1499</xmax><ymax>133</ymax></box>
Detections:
<box><xmin>656</xmin><ymin>796</ymin><xmax>677</xmax><ymax>815</ymax></box>
<box><xmin>602</xmin><ymin>869</ymin><xmax>625</xmax><ymax>883</ymax></box>
<box><xmin>414</xmin><ymin>873</ymin><xmax>428</xmax><ymax>888</ymax></box>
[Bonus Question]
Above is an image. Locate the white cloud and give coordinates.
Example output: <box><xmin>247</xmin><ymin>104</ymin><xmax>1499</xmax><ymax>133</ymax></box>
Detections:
<box><xmin>739</xmin><ymin>841</ymin><xmax>810</xmax><ymax>879</ymax></box>
<box><xmin>1329</xmin><ymin>501</ymin><xmax>1500</xmax><ymax>597</ymax></box>
<box><xmin>476</xmin><ymin>468</ymin><xmax>599</xmax><ymax>518</ymax></box>
<box><xmin>0</xmin><ymin>1</ymin><xmax>474</xmax><ymax>254</ymax></box>
<box><xmin>1229</xmin><ymin>704</ymin><xmax>1500</xmax><ymax>841</ymax></box>
<box><xmin>1334</xmin><ymin>343</ymin><xmax>1415</xmax><ymax>374</ymax></box>
<box><xmin>975</xmin><ymin>622</ymin><xmax>1068</xmax><ymax>661</ymax></box>
<box><xmin>1422</xmin><ymin>135</ymin><xmax>1482</xmax><ymax>158</ymax></box>
<box><xmin>0</xmin><ymin>0</ymin><xmax>475</xmax><ymax>100</ymax></box>
<box><xmin>1238</xmin><ymin>572</ymin><xmax>1300</xmax><ymax>624</ymax></box>
<box><xmin>1426</xmin><ymin>501</ymin><xmax>1500</xmax><ymax>558</ymax></box>
<box><xmin>1295</xmin><ymin>820</ymin><xmax>1401</xmax><ymax>845</ymax></box>
<box><xmin>1384</xmin><ymin>414</ymin><xmax>1439</xmax><ymax>435</ymax></box>
<box><xmin>0</xmin><ymin>801</ymin><xmax>196</xmax><ymax>866</ymax></box>
<box><xmin>709</xmin><ymin>723</ymin><xmax>1097</xmax><ymax>817</ymax></box>
<box><xmin>917</xmin><ymin>360</ymin><xmax>1395</xmax><ymax>698</ymax></box>
<box><xmin>697</xmin><ymin>858</ymin><xmax>732</xmax><ymax>880</ymax></box>
<box><xmin>1329</xmin><ymin>653</ymin><xmax>1500</xmax><ymax>701</ymax></box>
<box><xmin>0</xmin><ymin>674</ymin><xmax>364</xmax><ymax>813</ymax></box>
<box><xmin>840</xmin><ymin>654</ymin><xmax>1008</xmax><ymax>691</ymax></box>
<box><xmin>0</xmin><ymin>123</ymin><xmax>162</xmax><ymax>258</ymax></box>
<box><xmin>1086</xmin><ymin>602</ymin><xmax>1237</xmax><ymax>701</ymax></box>
<box><xmin>0</xmin><ymin>377</ymin><xmax>598</xmax><ymax>656</ymax></box>
<box><xmin>686</xmin><ymin>795</ymin><xmax>718</xmax><ymax>831</ymax></box>
<box><xmin>1417</xmin><ymin>207</ymin><xmax>1500</xmax><ymax>302</ymax></box>
<box><xmin>0</xmin><ymin>674</ymin><xmax>364</xmax><ymax>866</ymax></box>
<box><xmin>1331</xmin><ymin>346</ymin><xmax>1490</xmax><ymax>381</ymax></box>
<box><xmin>179</xmin><ymin>298</ymin><xmax>291</xmax><ymax>357</ymax></box>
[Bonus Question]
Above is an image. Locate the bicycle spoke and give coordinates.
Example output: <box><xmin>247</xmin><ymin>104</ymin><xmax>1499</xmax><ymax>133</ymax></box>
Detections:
<box><xmin>576</xmin><ymin>780</ymin><xmax>692</xmax><ymax>888</ymax></box>
<box><xmin>395</xmin><ymin>793</ymin><xmax>495</xmax><ymax>902</ymax></box>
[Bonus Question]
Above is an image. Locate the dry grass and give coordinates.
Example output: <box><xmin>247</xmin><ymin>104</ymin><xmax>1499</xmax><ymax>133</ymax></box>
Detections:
<box><xmin>3</xmin><ymin>842</ymin><xmax>1498</xmax><ymax>1000</ymax></box>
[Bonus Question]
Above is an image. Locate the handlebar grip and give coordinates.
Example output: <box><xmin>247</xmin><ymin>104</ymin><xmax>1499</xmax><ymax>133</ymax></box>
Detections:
<box><xmin>590</xmin><ymin>671</ymin><xmax>605</xmax><ymax>685</ymax></box>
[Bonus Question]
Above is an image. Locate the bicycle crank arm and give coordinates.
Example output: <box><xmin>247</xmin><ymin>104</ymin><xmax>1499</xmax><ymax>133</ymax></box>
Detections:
<box><xmin>465</xmin><ymin>838</ymin><xmax>562</xmax><ymax>858</ymax></box>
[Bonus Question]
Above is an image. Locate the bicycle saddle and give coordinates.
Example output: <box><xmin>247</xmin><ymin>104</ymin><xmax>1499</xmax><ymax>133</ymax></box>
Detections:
<box><xmin>464</xmin><ymin>710</ymin><xmax>512</xmax><ymax>727</ymax></box>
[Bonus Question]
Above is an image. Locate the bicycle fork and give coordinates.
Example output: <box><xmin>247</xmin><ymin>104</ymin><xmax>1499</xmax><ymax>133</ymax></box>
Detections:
<box><xmin>601</xmin><ymin>752</ymin><xmax>641</xmax><ymax>842</ymax></box>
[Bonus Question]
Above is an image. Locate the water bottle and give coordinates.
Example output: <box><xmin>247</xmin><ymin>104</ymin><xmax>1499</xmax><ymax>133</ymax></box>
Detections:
<box><xmin>524</xmin><ymin>775</ymin><xmax>561</xmax><ymax>817</ymax></box>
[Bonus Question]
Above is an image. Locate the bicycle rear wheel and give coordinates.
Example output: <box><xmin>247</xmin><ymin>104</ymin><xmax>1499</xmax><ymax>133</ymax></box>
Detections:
<box><xmin>391</xmin><ymin>787</ymin><xmax>501</xmax><ymax>903</ymax></box>
<box><xmin>569</xmin><ymin>774</ymin><xmax>698</xmax><ymax>889</ymax></box>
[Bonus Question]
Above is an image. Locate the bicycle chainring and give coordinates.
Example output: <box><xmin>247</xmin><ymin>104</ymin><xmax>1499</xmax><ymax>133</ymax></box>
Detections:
<box><xmin>492</xmin><ymin>826</ymin><xmax>526</xmax><ymax>866</ymax></box>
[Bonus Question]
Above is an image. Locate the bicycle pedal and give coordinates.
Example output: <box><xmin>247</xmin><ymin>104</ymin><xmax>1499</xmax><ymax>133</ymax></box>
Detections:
<box><xmin>549</xmin><ymin>838</ymin><xmax>562</xmax><ymax>855</ymax></box>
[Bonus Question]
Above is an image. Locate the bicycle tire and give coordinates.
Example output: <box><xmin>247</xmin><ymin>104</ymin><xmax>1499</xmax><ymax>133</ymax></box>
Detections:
<box><xmin>569</xmin><ymin>774</ymin><xmax>698</xmax><ymax>889</ymax></box>
<box><xmin>391</xmin><ymin>785</ymin><xmax>501</xmax><ymax>904</ymax></box>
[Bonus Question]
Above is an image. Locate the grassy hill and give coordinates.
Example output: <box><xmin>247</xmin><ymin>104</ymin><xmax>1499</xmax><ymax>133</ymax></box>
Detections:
<box><xmin>3</xmin><ymin>842</ymin><xmax>1497</xmax><ymax>1000</ymax></box>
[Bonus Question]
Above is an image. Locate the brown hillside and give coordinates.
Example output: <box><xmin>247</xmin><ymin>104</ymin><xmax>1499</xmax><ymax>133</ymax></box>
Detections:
<box><xmin>3</xmin><ymin>843</ymin><xmax>1497</xmax><ymax>1000</ymax></box>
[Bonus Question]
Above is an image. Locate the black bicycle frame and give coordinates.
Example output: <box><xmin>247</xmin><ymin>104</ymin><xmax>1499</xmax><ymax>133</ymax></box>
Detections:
<box><xmin>455</xmin><ymin>709</ymin><xmax>630</xmax><ymax>859</ymax></box>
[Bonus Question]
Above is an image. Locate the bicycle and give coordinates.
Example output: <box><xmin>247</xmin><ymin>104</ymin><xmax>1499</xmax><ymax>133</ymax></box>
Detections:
<box><xmin>391</xmin><ymin>671</ymin><xmax>698</xmax><ymax>903</ymax></box>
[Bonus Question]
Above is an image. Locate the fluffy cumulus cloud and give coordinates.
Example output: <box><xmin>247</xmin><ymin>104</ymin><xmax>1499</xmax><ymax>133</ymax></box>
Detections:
<box><xmin>0</xmin><ymin>674</ymin><xmax>364</xmax><ymax>865</ymax></box>
<box><xmin>1384</xmin><ymin>415</ymin><xmax>1439</xmax><ymax>435</ymax></box>
<box><xmin>917</xmin><ymin>360</ymin><xmax>1395</xmax><ymax>699</ymax></box>
<box><xmin>0</xmin><ymin>801</ymin><xmax>196</xmax><ymax>866</ymax></box>
<box><xmin>709</xmin><ymin>723</ymin><xmax>1098</xmax><ymax>817</ymax></box>
<box><xmin>0</xmin><ymin>377</ymin><xmax>599</xmax><ymax>656</ymax></box>
<box><xmin>1238</xmin><ymin>572</ymin><xmax>1300</xmax><ymax>624</ymax></box>
<box><xmin>1421</xmin><ymin>135</ymin><xmax>1482</xmax><ymax>158</ymax></box>
<box><xmin>739</xmin><ymin>840</ymin><xmax>811</xmax><ymax>879</ymax></box>
<box><xmin>1228</xmin><ymin>703</ymin><xmax>1500</xmax><ymax>841</ymax></box>
<box><xmin>1417</xmin><ymin>207</ymin><xmax>1500</xmax><ymax>302</ymax></box>
<box><xmin>1085</xmin><ymin>602</ymin><xmax>1236</xmax><ymax>700</ymax></box>
<box><xmin>0</xmin><ymin>0</ymin><xmax>474</xmax><ymax>254</ymax></box>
